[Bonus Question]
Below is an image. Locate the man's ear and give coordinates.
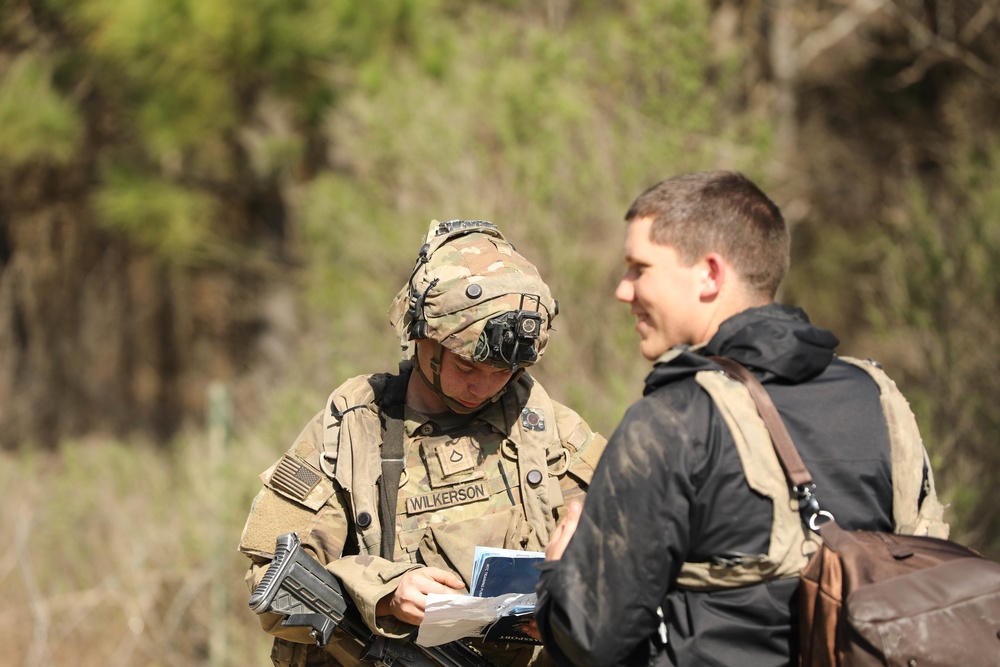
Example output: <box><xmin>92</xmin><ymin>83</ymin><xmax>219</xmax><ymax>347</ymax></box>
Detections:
<box><xmin>699</xmin><ymin>252</ymin><xmax>726</xmax><ymax>300</ymax></box>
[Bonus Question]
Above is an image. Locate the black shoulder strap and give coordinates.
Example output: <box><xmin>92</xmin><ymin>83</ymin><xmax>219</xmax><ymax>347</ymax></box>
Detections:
<box><xmin>377</xmin><ymin>368</ymin><xmax>410</xmax><ymax>561</ymax></box>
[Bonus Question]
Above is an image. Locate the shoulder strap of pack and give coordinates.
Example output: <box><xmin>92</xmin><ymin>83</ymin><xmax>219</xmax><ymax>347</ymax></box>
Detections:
<box><xmin>319</xmin><ymin>371</ymin><xmax>396</xmax><ymax>557</ymax></box>
<box><xmin>377</xmin><ymin>370</ymin><xmax>410</xmax><ymax>561</ymax></box>
<box><xmin>679</xmin><ymin>365</ymin><xmax>813</xmax><ymax>589</ymax></box>
<box><xmin>712</xmin><ymin>358</ymin><xmax>814</xmax><ymax>489</ymax></box>
<box><xmin>837</xmin><ymin>357</ymin><xmax>948</xmax><ymax>538</ymax></box>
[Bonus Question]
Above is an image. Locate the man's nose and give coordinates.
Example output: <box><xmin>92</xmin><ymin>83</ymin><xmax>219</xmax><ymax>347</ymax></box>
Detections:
<box><xmin>615</xmin><ymin>279</ymin><xmax>634</xmax><ymax>303</ymax></box>
<box><xmin>468</xmin><ymin>376</ymin><xmax>493</xmax><ymax>398</ymax></box>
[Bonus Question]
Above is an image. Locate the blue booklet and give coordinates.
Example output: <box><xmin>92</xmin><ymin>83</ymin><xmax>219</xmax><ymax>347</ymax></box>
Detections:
<box><xmin>470</xmin><ymin>547</ymin><xmax>544</xmax><ymax>644</ymax></box>
<box><xmin>471</xmin><ymin>547</ymin><xmax>545</xmax><ymax>598</ymax></box>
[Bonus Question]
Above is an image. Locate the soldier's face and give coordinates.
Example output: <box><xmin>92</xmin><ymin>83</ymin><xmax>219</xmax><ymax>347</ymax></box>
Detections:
<box><xmin>412</xmin><ymin>342</ymin><xmax>514</xmax><ymax>413</ymax></box>
<box><xmin>615</xmin><ymin>216</ymin><xmax>710</xmax><ymax>360</ymax></box>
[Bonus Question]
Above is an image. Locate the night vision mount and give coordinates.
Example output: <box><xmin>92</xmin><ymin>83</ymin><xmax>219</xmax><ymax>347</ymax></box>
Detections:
<box><xmin>473</xmin><ymin>293</ymin><xmax>546</xmax><ymax>370</ymax></box>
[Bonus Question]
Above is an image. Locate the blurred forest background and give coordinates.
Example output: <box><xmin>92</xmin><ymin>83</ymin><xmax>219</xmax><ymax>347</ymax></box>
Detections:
<box><xmin>2</xmin><ymin>0</ymin><xmax>999</xmax><ymax>665</ymax></box>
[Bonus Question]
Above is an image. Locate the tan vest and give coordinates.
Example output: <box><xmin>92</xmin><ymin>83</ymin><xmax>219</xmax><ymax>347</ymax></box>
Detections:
<box><xmin>319</xmin><ymin>371</ymin><xmax>569</xmax><ymax>559</ymax></box>
<box><xmin>676</xmin><ymin>356</ymin><xmax>949</xmax><ymax>590</ymax></box>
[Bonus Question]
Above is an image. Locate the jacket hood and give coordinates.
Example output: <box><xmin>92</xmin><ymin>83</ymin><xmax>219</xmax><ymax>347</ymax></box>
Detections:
<box><xmin>643</xmin><ymin>304</ymin><xmax>839</xmax><ymax>395</ymax></box>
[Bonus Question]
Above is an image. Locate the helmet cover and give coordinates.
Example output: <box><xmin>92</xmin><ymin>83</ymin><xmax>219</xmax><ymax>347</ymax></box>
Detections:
<box><xmin>387</xmin><ymin>220</ymin><xmax>557</xmax><ymax>369</ymax></box>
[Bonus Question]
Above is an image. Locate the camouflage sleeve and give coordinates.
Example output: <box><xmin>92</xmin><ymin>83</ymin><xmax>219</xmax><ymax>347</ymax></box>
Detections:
<box><xmin>551</xmin><ymin>400</ymin><xmax>607</xmax><ymax>513</ymax></box>
<box><xmin>238</xmin><ymin>408</ymin><xmax>425</xmax><ymax>640</ymax></box>
<box><xmin>238</xmin><ymin>410</ymin><xmax>355</xmax><ymax>640</ymax></box>
<box><xmin>242</xmin><ymin>492</ymin><xmax>421</xmax><ymax>640</ymax></box>
<box><xmin>239</xmin><ymin>410</ymin><xmax>348</xmax><ymax>558</ymax></box>
<box><xmin>326</xmin><ymin>556</ymin><xmax>422</xmax><ymax>638</ymax></box>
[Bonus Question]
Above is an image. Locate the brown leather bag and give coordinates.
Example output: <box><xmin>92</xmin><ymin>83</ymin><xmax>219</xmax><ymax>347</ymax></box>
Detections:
<box><xmin>800</xmin><ymin>520</ymin><xmax>1000</xmax><ymax>666</ymax></box>
<box><xmin>711</xmin><ymin>357</ymin><xmax>1000</xmax><ymax>667</ymax></box>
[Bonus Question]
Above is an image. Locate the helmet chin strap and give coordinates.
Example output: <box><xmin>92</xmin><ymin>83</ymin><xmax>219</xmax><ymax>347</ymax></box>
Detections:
<box><xmin>413</xmin><ymin>342</ymin><xmax>520</xmax><ymax>415</ymax></box>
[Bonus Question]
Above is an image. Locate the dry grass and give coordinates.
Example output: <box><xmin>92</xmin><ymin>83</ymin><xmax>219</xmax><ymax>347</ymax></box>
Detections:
<box><xmin>0</xmin><ymin>432</ymin><xmax>277</xmax><ymax>667</ymax></box>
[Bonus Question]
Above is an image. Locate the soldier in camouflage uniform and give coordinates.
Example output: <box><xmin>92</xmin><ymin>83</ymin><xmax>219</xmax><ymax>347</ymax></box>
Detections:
<box><xmin>239</xmin><ymin>220</ymin><xmax>607</xmax><ymax>667</ymax></box>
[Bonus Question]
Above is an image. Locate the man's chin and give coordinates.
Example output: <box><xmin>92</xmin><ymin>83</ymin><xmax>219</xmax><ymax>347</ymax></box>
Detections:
<box><xmin>639</xmin><ymin>340</ymin><xmax>667</xmax><ymax>361</ymax></box>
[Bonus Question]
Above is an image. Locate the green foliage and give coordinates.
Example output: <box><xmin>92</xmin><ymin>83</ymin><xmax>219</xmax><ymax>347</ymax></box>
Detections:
<box><xmin>871</xmin><ymin>141</ymin><xmax>1000</xmax><ymax>552</ymax></box>
<box><xmin>778</xmin><ymin>14</ymin><xmax>1000</xmax><ymax>499</ymax></box>
<box><xmin>6</xmin><ymin>0</ymin><xmax>443</xmax><ymax>271</ymax></box>
<box><xmin>72</xmin><ymin>0</ymin><xmax>433</xmax><ymax>148</ymax></box>
<box><xmin>0</xmin><ymin>53</ymin><xmax>82</xmax><ymax>166</ymax></box>
<box><xmin>297</xmin><ymin>172</ymin><xmax>414</xmax><ymax>377</ymax></box>
<box><xmin>94</xmin><ymin>166</ymin><xmax>216</xmax><ymax>260</ymax></box>
<box><xmin>788</xmin><ymin>134</ymin><xmax>1000</xmax><ymax>555</ymax></box>
<box><xmin>593</xmin><ymin>1</ymin><xmax>716</xmax><ymax>128</ymax></box>
<box><xmin>294</xmin><ymin>0</ymin><xmax>768</xmax><ymax>431</ymax></box>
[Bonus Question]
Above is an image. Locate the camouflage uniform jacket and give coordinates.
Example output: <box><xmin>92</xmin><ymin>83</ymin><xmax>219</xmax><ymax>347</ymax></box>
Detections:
<box><xmin>240</xmin><ymin>361</ymin><xmax>606</xmax><ymax>666</ymax></box>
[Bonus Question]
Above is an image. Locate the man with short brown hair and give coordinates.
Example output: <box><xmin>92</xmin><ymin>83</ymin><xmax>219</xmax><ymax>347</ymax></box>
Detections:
<box><xmin>533</xmin><ymin>171</ymin><xmax>946</xmax><ymax>667</ymax></box>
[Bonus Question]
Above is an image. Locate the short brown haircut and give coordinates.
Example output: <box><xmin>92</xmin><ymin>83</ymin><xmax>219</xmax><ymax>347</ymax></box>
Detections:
<box><xmin>624</xmin><ymin>171</ymin><xmax>790</xmax><ymax>298</ymax></box>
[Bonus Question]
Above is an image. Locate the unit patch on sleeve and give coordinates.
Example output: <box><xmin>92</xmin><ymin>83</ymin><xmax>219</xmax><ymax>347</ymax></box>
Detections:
<box><xmin>271</xmin><ymin>454</ymin><xmax>322</xmax><ymax>501</ymax></box>
<box><xmin>521</xmin><ymin>407</ymin><xmax>546</xmax><ymax>431</ymax></box>
<box><xmin>404</xmin><ymin>481</ymin><xmax>489</xmax><ymax>514</ymax></box>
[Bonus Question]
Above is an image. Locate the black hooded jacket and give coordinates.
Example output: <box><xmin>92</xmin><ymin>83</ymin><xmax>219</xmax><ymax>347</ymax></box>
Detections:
<box><xmin>535</xmin><ymin>304</ymin><xmax>896</xmax><ymax>667</ymax></box>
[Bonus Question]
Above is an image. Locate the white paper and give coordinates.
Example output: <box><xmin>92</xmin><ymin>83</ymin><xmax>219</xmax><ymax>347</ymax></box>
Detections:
<box><xmin>415</xmin><ymin>592</ymin><xmax>535</xmax><ymax>647</ymax></box>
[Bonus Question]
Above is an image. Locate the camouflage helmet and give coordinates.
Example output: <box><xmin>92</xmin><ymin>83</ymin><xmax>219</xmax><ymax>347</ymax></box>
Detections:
<box><xmin>387</xmin><ymin>220</ymin><xmax>558</xmax><ymax>370</ymax></box>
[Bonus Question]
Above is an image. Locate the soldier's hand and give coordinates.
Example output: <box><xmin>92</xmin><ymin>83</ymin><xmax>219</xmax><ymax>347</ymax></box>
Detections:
<box><xmin>376</xmin><ymin>567</ymin><xmax>465</xmax><ymax>625</ymax></box>
<box><xmin>545</xmin><ymin>499</ymin><xmax>582</xmax><ymax>561</ymax></box>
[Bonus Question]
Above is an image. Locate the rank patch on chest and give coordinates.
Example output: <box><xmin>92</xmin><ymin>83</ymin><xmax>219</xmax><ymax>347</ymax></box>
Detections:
<box><xmin>436</xmin><ymin>438</ymin><xmax>477</xmax><ymax>477</ymax></box>
<box><xmin>521</xmin><ymin>407</ymin><xmax>546</xmax><ymax>431</ymax></box>
<box><xmin>404</xmin><ymin>481</ymin><xmax>489</xmax><ymax>514</ymax></box>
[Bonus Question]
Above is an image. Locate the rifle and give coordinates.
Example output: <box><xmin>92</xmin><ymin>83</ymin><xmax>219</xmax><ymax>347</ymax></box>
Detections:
<box><xmin>249</xmin><ymin>532</ymin><xmax>495</xmax><ymax>667</ymax></box>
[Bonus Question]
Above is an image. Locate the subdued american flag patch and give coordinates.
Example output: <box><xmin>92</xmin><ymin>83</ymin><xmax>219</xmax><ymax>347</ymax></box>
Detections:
<box><xmin>271</xmin><ymin>454</ymin><xmax>322</xmax><ymax>501</ymax></box>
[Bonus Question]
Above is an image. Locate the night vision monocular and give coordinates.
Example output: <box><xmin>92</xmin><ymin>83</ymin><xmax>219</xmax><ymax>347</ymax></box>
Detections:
<box><xmin>473</xmin><ymin>294</ymin><xmax>547</xmax><ymax>370</ymax></box>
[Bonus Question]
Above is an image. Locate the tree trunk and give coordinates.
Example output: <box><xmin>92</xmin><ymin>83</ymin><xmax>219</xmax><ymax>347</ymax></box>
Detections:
<box><xmin>0</xmin><ymin>160</ymin><xmax>298</xmax><ymax>449</ymax></box>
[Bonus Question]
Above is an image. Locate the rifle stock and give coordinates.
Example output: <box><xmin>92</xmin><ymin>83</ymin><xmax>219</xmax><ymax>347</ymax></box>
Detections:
<box><xmin>249</xmin><ymin>532</ymin><xmax>494</xmax><ymax>667</ymax></box>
